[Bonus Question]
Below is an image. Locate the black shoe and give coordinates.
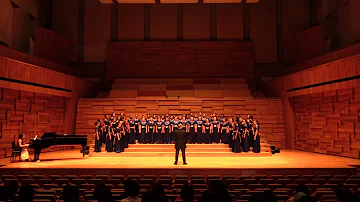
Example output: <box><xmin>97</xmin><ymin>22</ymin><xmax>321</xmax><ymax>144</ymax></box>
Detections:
<box><xmin>174</xmin><ymin>162</ymin><xmax>178</xmax><ymax>165</ymax></box>
<box><xmin>183</xmin><ymin>162</ymin><xmax>187</xmax><ymax>165</ymax></box>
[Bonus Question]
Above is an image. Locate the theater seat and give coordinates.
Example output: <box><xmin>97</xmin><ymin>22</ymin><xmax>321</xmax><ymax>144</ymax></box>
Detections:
<box><xmin>229</xmin><ymin>184</ymin><xmax>246</xmax><ymax>191</ymax></box>
<box><xmin>48</xmin><ymin>175</ymin><xmax>62</xmax><ymax>182</ymax></box>
<box><xmin>259</xmin><ymin>179</ymin><xmax>275</xmax><ymax>185</ymax></box>
<box><xmin>267</xmin><ymin>184</ymin><xmax>283</xmax><ymax>190</ymax></box>
<box><xmin>127</xmin><ymin>175</ymin><xmax>140</xmax><ymax>182</ymax></box>
<box><xmin>269</xmin><ymin>175</ymin><xmax>284</xmax><ymax>181</ymax></box>
<box><xmin>88</xmin><ymin>179</ymin><xmax>103</xmax><ymax>185</ymax></box>
<box><xmin>80</xmin><ymin>175</ymin><xmax>93</xmax><ymax>183</ymax></box>
<box><xmin>143</xmin><ymin>175</ymin><xmax>157</xmax><ymax>183</ymax></box>
<box><xmin>315</xmin><ymin>191</ymin><xmax>335</xmax><ymax>201</ymax></box>
<box><xmin>247</xmin><ymin>184</ymin><xmax>263</xmax><ymax>190</ymax></box>
<box><xmin>301</xmin><ymin>175</ymin><xmax>315</xmax><ymax>181</ymax></box>
<box><xmin>105</xmin><ymin>179</ymin><xmax>120</xmax><ymax>186</ymax></box>
<box><xmin>42</xmin><ymin>184</ymin><xmax>59</xmax><ymax>190</ymax></box>
<box><xmin>96</xmin><ymin>175</ymin><xmax>109</xmax><ymax>181</ymax></box>
<box><xmin>17</xmin><ymin>175</ymin><xmax>31</xmax><ymax>181</ymax></box>
<box><xmin>111</xmin><ymin>175</ymin><xmax>125</xmax><ymax>183</ymax></box>
<box><xmin>34</xmin><ymin>194</ymin><xmax>56</xmax><ymax>202</ymax></box>
<box><xmin>191</xmin><ymin>179</ymin><xmax>205</xmax><ymax>185</ymax></box>
<box><xmin>54</xmin><ymin>179</ymin><xmax>69</xmax><ymax>187</ymax></box>
<box><xmin>333</xmin><ymin>175</ymin><xmax>348</xmax><ymax>180</ymax></box>
<box><xmin>140</xmin><ymin>179</ymin><xmax>154</xmax><ymax>186</ymax></box>
<box><xmin>64</xmin><ymin>175</ymin><xmax>77</xmax><ymax>181</ymax></box>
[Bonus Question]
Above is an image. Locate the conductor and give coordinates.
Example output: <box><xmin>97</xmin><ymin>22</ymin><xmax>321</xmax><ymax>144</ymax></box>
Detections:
<box><xmin>174</xmin><ymin>123</ymin><xmax>187</xmax><ymax>165</ymax></box>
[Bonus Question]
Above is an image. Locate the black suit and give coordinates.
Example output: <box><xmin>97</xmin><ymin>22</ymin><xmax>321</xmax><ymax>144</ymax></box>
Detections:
<box><xmin>174</xmin><ymin>128</ymin><xmax>186</xmax><ymax>163</ymax></box>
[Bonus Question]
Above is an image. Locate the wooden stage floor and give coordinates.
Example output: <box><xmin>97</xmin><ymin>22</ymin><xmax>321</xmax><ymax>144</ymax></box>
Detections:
<box><xmin>1</xmin><ymin>150</ymin><xmax>359</xmax><ymax>177</ymax></box>
<box><xmin>0</xmin><ymin>149</ymin><xmax>359</xmax><ymax>169</ymax></box>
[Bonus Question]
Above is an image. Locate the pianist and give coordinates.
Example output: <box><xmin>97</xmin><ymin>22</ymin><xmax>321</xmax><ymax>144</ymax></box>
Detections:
<box><xmin>17</xmin><ymin>134</ymin><xmax>30</xmax><ymax>161</ymax></box>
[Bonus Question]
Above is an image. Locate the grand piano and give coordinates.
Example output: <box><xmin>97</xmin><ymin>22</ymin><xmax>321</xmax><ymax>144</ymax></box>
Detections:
<box><xmin>29</xmin><ymin>132</ymin><xmax>89</xmax><ymax>161</ymax></box>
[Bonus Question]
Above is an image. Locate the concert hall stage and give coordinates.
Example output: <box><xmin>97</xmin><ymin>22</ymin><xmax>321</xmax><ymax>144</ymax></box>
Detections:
<box><xmin>0</xmin><ymin>150</ymin><xmax>359</xmax><ymax>177</ymax></box>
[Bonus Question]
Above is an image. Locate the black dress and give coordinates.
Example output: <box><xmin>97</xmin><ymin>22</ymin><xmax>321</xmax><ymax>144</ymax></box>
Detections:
<box><xmin>139</xmin><ymin>121</ymin><xmax>147</xmax><ymax>144</ymax></box>
<box><xmin>188</xmin><ymin>120</ymin><xmax>196</xmax><ymax>144</ymax></box>
<box><xmin>229</xmin><ymin>123</ymin><xmax>234</xmax><ymax>149</ymax></box>
<box><xmin>114</xmin><ymin>129</ymin><xmax>121</xmax><ymax>153</ymax></box>
<box><xmin>242</xmin><ymin>124</ymin><xmax>250</xmax><ymax>152</ymax></box>
<box><xmin>134</xmin><ymin>118</ymin><xmax>140</xmax><ymax>141</ymax></box>
<box><xmin>106</xmin><ymin>125</ymin><xmax>113</xmax><ymax>152</ymax></box>
<box><xmin>172</xmin><ymin>120</ymin><xmax>179</xmax><ymax>143</ymax></box>
<box><xmin>248</xmin><ymin>120</ymin><xmax>254</xmax><ymax>148</ymax></box>
<box><xmin>212</xmin><ymin>121</ymin><xmax>219</xmax><ymax>143</ymax></box>
<box><xmin>128</xmin><ymin>119</ymin><xmax>136</xmax><ymax>144</ymax></box>
<box><xmin>204</xmin><ymin>123</ymin><xmax>211</xmax><ymax>144</ymax></box>
<box><xmin>148</xmin><ymin>121</ymin><xmax>155</xmax><ymax>143</ymax></box>
<box><xmin>164</xmin><ymin>121</ymin><xmax>171</xmax><ymax>144</ymax></box>
<box><xmin>94</xmin><ymin>126</ymin><xmax>102</xmax><ymax>152</ymax></box>
<box><xmin>156</xmin><ymin>121</ymin><xmax>163</xmax><ymax>143</ymax></box>
<box><xmin>220</xmin><ymin>121</ymin><xmax>229</xmax><ymax>144</ymax></box>
<box><xmin>233</xmin><ymin>124</ymin><xmax>242</xmax><ymax>153</ymax></box>
<box><xmin>253</xmin><ymin>125</ymin><xmax>261</xmax><ymax>153</ymax></box>
<box><xmin>196</xmin><ymin>120</ymin><xmax>203</xmax><ymax>143</ymax></box>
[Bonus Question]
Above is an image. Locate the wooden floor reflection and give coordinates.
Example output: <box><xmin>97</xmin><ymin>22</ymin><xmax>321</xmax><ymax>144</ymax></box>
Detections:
<box><xmin>1</xmin><ymin>149</ymin><xmax>359</xmax><ymax>169</ymax></box>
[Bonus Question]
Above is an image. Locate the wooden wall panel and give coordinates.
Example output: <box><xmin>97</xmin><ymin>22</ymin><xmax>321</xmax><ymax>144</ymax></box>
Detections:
<box><xmin>0</xmin><ymin>87</ymin><xmax>66</xmax><ymax>158</ymax></box>
<box><xmin>284</xmin><ymin>42</ymin><xmax>360</xmax><ymax>76</ymax></box>
<box><xmin>0</xmin><ymin>0</ymin><xmax>12</xmax><ymax>46</ymax></box>
<box><xmin>106</xmin><ymin>41</ymin><xmax>255</xmax><ymax>85</ymax></box>
<box><xmin>34</xmin><ymin>27</ymin><xmax>75</xmax><ymax>65</ymax></box>
<box><xmin>84</xmin><ymin>0</ymin><xmax>111</xmax><ymax>62</ymax></box>
<box><xmin>0</xmin><ymin>57</ymin><xmax>99</xmax><ymax>134</ymax></box>
<box><xmin>263</xmin><ymin>50</ymin><xmax>360</xmax><ymax>158</ymax></box>
<box><xmin>282</xmin><ymin>0</ymin><xmax>310</xmax><ymax>63</ymax></box>
<box><xmin>118</xmin><ymin>4</ymin><xmax>144</xmax><ymax>41</ymax></box>
<box><xmin>285</xmin><ymin>26</ymin><xmax>326</xmax><ymax>65</ymax></box>
<box><xmin>76</xmin><ymin>98</ymin><xmax>285</xmax><ymax>149</ymax></box>
<box><xmin>108</xmin><ymin>78</ymin><xmax>251</xmax><ymax>98</ymax></box>
<box><xmin>0</xmin><ymin>46</ymin><xmax>81</xmax><ymax>76</ymax></box>
<box><xmin>52</xmin><ymin>0</ymin><xmax>78</xmax><ymax>62</ymax></box>
<box><xmin>216</xmin><ymin>4</ymin><xmax>243</xmax><ymax>40</ymax></box>
<box><xmin>183</xmin><ymin>4</ymin><xmax>210</xmax><ymax>40</ymax></box>
<box><xmin>11</xmin><ymin>6</ymin><xmax>33</xmax><ymax>53</ymax></box>
<box><xmin>290</xmin><ymin>88</ymin><xmax>360</xmax><ymax>159</ymax></box>
<box><xmin>250</xmin><ymin>0</ymin><xmax>277</xmax><ymax>63</ymax></box>
<box><xmin>150</xmin><ymin>4</ymin><xmax>177</xmax><ymax>41</ymax></box>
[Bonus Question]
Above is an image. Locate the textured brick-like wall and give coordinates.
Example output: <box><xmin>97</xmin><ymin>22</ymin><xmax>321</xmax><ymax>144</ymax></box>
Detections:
<box><xmin>0</xmin><ymin>88</ymin><xmax>66</xmax><ymax>158</ymax></box>
<box><xmin>76</xmin><ymin>98</ymin><xmax>285</xmax><ymax>148</ymax></box>
<box><xmin>290</xmin><ymin>88</ymin><xmax>360</xmax><ymax>159</ymax></box>
<box><xmin>106</xmin><ymin>41</ymin><xmax>255</xmax><ymax>85</ymax></box>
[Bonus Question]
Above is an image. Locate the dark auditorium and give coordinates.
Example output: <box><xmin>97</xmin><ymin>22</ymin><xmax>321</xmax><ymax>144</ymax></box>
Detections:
<box><xmin>0</xmin><ymin>0</ymin><xmax>359</xmax><ymax>202</ymax></box>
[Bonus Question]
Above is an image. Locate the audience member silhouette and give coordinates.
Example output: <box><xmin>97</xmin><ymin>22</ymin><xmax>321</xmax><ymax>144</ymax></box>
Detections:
<box><xmin>146</xmin><ymin>183</ymin><xmax>170</xmax><ymax>202</ymax></box>
<box><xmin>298</xmin><ymin>196</ymin><xmax>317</xmax><ymax>202</ymax></box>
<box><xmin>2</xmin><ymin>180</ymin><xmax>19</xmax><ymax>202</ymax></box>
<box><xmin>62</xmin><ymin>184</ymin><xmax>81</xmax><ymax>202</ymax></box>
<box><xmin>18</xmin><ymin>185</ymin><xmax>34</xmax><ymax>202</ymax></box>
<box><xmin>181</xmin><ymin>185</ymin><xmax>195</xmax><ymax>202</ymax></box>
<box><xmin>121</xmin><ymin>179</ymin><xmax>141</xmax><ymax>202</ymax></box>
<box><xmin>287</xmin><ymin>184</ymin><xmax>310</xmax><ymax>202</ymax></box>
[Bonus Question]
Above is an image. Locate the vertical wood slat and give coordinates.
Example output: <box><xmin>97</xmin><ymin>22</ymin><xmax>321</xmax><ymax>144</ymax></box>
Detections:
<box><xmin>210</xmin><ymin>4</ymin><xmax>217</xmax><ymax>41</ymax></box>
<box><xmin>144</xmin><ymin>4</ymin><xmax>151</xmax><ymax>41</ymax></box>
<box><xmin>177</xmin><ymin>4</ymin><xmax>183</xmax><ymax>41</ymax></box>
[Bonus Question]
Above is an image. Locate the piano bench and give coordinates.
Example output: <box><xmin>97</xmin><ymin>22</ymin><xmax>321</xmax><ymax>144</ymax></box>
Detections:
<box><xmin>10</xmin><ymin>150</ymin><xmax>21</xmax><ymax>163</ymax></box>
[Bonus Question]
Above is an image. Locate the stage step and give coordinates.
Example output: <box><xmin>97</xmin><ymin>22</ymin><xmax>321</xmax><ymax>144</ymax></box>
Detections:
<box><xmin>90</xmin><ymin>151</ymin><xmax>272</xmax><ymax>157</ymax></box>
<box><xmin>89</xmin><ymin>143</ymin><xmax>272</xmax><ymax>157</ymax></box>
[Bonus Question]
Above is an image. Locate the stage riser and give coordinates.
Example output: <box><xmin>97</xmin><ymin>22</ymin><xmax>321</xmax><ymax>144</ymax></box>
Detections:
<box><xmin>90</xmin><ymin>152</ymin><xmax>272</xmax><ymax>157</ymax></box>
<box><xmin>76</xmin><ymin>98</ymin><xmax>286</xmax><ymax>149</ymax></box>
